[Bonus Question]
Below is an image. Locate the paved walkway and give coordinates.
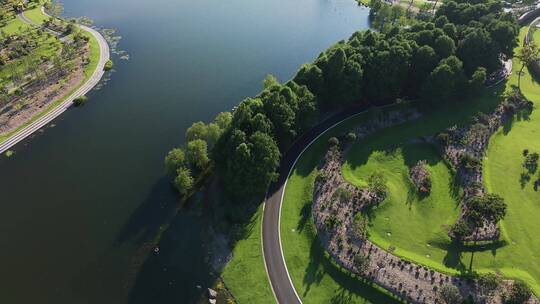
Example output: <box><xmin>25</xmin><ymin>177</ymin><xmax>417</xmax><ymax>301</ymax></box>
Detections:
<box><xmin>0</xmin><ymin>8</ymin><xmax>110</xmax><ymax>154</ymax></box>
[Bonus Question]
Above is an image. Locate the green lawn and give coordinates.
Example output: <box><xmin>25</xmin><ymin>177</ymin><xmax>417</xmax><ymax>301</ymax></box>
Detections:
<box><xmin>279</xmin><ymin>27</ymin><xmax>539</xmax><ymax>303</ymax></box>
<box><xmin>24</xmin><ymin>7</ymin><xmax>49</xmax><ymax>25</ymax></box>
<box><xmin>1</xmin><ymin>16</ymin><xmax>31</xmax><ymax>34</ymax></box>
<box><xmin>482</xmin><ymin>26</ymin><xmax>540</xmax><ymax>294</ymax></box>
<box><xmin>343</xmin><ymin>142</ymin><xmax>461</xmax><ymax>273</ymax></box>
<box><xmin>221</xmin><ymin>206</ymin><xmax>274</xmax><ymax>304</ymax></box>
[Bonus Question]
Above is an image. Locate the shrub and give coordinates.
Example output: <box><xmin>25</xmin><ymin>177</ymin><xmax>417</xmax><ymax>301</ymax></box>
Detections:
<box><xmin>439</xmin><ymin>284</ymin><xmax>462</xmax><ymax>304</ymax></box>
<box><xmin>352</xmin><ymin>212</ymin><xmax>369</xmax><ymax>239</ymax></box>
<box><xmin>104</xmin><ymin>59</ymin><xmax>113</xmax><ymax>71</ymax></box>
<box><xmin>328</xmin><ymin>136</ymin><xmax>340</xmax><ymax>147</ymax></box>
<box><xmin>367</xmin><ymin>172</ymin><xmax>387</xmax><ymax>197</ymax></box>
<box><xmin>504</xmin><ymin>281</ymin><xmax>531</xmax><ymax>304</ymax></box>
<box><xmin>523</xmin><ymin>152</ymin><xmax>539</xmax><ymax>173</ymax></box>
<box><xmin>73</xmin><ymin>95</ymin><xmax>88</xmax><ymax>106</ymax></box>
<box><xmin>345</xmin><ymin>132</ymin><xmax>357</xmax><ymax>142</ymax></box>
<box><xmin>460</xmin><ymin>152</ymin><xmax>482</xmax><ymax>170</ymax></box>
<box><xmin>451</xmin><ymin>220</ymin><xmax>471</xmax><ymax>240</ymax></box>
<box><xmin>353</xmin><ymin>253</ymin><xmax>369</xmax><ymax>273</ymax></box>
<box><xmin>478</xmin><ymin>273</ymin><xmax>501</xmax><ymax>295</ymax></box>
<box><xmin>324</xmin><ymin>215</ymin><xmax>341</xmax><ymax>230</ymax></box>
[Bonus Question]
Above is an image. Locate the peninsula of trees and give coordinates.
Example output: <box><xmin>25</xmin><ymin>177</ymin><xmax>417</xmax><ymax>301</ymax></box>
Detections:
<box><xmin>165</xmin><ymin>0</ymin><xmax>518</xmax><ymax>204</ymax></box>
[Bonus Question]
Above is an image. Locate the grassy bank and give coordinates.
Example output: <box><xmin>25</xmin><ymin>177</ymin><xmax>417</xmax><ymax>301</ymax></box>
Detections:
<box><xmin>278</xmin><ymin>28</ymin><xmax>535</xmax><ymax>303</ymax></box>
<box><xmin>221</xmin><ymin>206</ymin><xmax>274</xmax><ymax>304</ymax></box>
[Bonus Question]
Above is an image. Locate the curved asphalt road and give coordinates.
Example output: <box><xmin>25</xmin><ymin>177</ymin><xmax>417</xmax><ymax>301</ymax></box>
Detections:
<box><xmin>0</xmin><ymin>8</ymin><xmax>110</xmax><ymax>154</ymax></box>
<box><xmin>260</xmin><ymin>62</ymin><xmax>513</xmax><ymax>303</ymax></box>
<box><xmin>262</xmin><ymin>105</ymin><xmax>374</xmax><ymax>304</ymax></box>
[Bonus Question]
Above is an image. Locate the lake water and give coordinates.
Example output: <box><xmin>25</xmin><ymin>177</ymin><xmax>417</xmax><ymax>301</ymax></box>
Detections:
<box><xmin>0</xmin><ymin>0</ymin><xmax>369</xmax><ymax>302</ymax></box>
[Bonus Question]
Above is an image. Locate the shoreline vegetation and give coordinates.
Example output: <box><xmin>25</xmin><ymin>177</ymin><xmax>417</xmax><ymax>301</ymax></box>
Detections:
<box><xmin>0</xmin><ymin>0</ymin><xmax>106</xmax><ymax>148</ymax></box>
<box><xmin>160</xmin><ymin>0</ymin><xmax>527</xmax><ymax>302</ymax></box>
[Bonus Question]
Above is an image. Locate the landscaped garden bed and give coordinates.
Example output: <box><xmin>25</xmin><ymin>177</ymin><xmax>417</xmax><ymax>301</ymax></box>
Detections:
<box><xmin>310</xmin><ymin>93</ymin><xmax>537</xmax><ymax>303</ymax></box>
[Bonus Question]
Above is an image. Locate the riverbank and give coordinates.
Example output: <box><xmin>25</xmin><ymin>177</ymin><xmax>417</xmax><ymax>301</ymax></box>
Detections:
<box><xmin>0</xmin><ymin>5</ymin><xmax>109</xmax><ymax>153</ymax></box>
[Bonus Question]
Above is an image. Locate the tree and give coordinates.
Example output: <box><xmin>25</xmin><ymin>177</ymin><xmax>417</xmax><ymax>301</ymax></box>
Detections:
<box><xmin>186</xmin><ymin>121</ymin><xmax>208</xmax><ymax>142</ymax></box>
<box><xmin>457</xmin><ymin>28</ymin><xmax>499</xmax><ymax>74</ymax></box>
<box><xmin>434</xmin><ymin>35</ymin><xmax>456</xmax><ymax>58</ymax></box>
<box><xmin>174</xmin><ymin>167</ymin><xmax>194</xmax><ymax>196</ymax></box>
<box><xmin>219</xmin><ymin>130</ymin><xmax>280</xmax><ymax>199</ymax></box>
<box><xmin>164</xmin><ymin>148</ymin><xmax>186</xmax><ymax>176</ymax></box>
<box><xmin>422</xmin><ymin>56</ymin><xmax>467</xmax><ymax>100</ymax></box>
<box><xmin>469</xmin><ymin>67</ymin><xmax>486</xmax><ymax>93</ymax></box>
<box><xmin>187</xmin><ymin>139</ymin><xmax>210</xmax><ymax>170</ymax></box>
<box><xmin>263</xmin><ymin>74</ymin><xmax>279</xmax><ymax>89</ymax></box>
<box><xmin>439</xmin><ymin>284</ymin><xmax>462</xmax><ymax>304</ymax></box>
<box><xmin>467</xmin><ymin>193</ymin><xmax>507</xmax><ymax>227</ymax></box>
<box><xmin>516</xmin><ymin>42</ymin><xmax>540</xmax><ymax>90</ymax></box>
<box><xmin>214</xmin><ymin>112</ymin><xmax>232</xmax><ymax>130</ymax></box>
<box><xmin>490</xmin><ymin>21</ymin><xmax>519</xmax><ymax>57</ymax></box>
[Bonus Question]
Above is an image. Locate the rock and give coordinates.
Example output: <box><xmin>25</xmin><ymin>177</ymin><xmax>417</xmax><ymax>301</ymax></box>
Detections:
<box><xmin>208</xmin><ymin>288</ymin><xmax>217</xmax><ymax>299</ymax></box>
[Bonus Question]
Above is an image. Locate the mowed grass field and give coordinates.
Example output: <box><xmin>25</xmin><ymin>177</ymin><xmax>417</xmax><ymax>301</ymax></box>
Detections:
<box><xmin>343</xmin><ymin>142</ymin><xmax>461</xmax><ymax>273</ymax></box>
<box><xmin>221</xmin><ymin>206</ymin><xmax>274</xmax><ymax>304</ymax></box>
<box><xmin>279</xmin><ymin>26</ymin><xmax>540</xmax><ymax>302</ymax></box>
<box><xmin>482</xmin><ymin>27</ymin><xmax>540</xmax><ymax>294</ymax></box>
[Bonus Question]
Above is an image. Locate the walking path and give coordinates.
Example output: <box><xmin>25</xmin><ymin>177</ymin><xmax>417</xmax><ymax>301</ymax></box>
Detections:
<box><xmin>0</xmin><ymin>8</ymin><xmax>109</xmax><ymax>154</ymax></box>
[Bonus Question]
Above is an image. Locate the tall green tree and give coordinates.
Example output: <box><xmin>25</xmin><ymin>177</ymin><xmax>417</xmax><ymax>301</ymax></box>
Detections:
<box><xmin>516</xmin><ymin>42</ymin><xmax>540</xmax><ymax>90</ymax></box>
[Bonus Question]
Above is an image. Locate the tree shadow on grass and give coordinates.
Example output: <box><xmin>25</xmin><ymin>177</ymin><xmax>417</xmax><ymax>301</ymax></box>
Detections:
<box><xmin>302</xmin><ymin>236</ymin><xmax>402</xmax><ymax>304</ymax></box>
<box><xmin>429</xmin><ymin>238</ymin><xmax>508</xmax><ymax>273</ymax></box>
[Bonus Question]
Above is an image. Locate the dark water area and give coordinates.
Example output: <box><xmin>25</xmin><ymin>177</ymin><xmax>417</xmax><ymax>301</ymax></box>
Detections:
<box><xmin>0</xmin><ymin>0</ymin><xmax>369</xmax><ymax>302</ymax></box>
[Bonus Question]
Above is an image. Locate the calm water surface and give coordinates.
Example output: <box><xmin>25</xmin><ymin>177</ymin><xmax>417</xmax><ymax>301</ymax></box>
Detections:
<box><xmin>0</xmin><ymin>0</ymin><xmax>368</xmax><ymax>302</ymax></box>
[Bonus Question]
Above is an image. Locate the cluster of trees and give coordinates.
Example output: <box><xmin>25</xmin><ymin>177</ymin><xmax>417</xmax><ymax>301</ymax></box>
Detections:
<box><xmin>166</xmin><ymin>0</ymin><xmax>519</xmax><ymax>203</ymax></box>
<box><xmin>164</xmin><ymin>112</ymin><xmax>232</xmax><ymax>195</ymax></box>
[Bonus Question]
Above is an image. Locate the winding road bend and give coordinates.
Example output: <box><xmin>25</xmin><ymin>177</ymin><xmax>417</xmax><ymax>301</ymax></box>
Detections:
<box><xmin>260</xmin><ymin>61</ymin><xmax>512</xmax><ymax>303</ymax></box>
<box><xmin>0</xmin><ymin>8</ymin><xmax>110</xmax><ymax>154</ymax></box>
<box><xmin>262</xmin><ymin>106</ymin><xmax>374</xmax><ymax>304</ymax></box>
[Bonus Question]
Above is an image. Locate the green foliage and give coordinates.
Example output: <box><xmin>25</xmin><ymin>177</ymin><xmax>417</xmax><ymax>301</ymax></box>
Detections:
<box><xmin>523</xmin><ymin>152</ymin><xmax>539</xmax><ymax>173</ymax></box>
<box><xmin>104</xmin><ymin>59</ymin><xmax>113</xmax><ymax>71</ymax></box>
<box><xmin>504</xmin><ymin>281</ymin><xmax>531</xmax><ymax>304</ymax></box>
<box><xmin>460</xmin><ymin>152</ymin><xmax>482</xmax><ymax>170</ymax></box>
<box><xmin>451</xmin><ymin>219</ymin><xmax>472</xmax><ymax>240</ymax></box>
<box><xmin>324</xmin><ymin>214</ymin><xmax>341</xmax><ymax>230</ymax></box>
<box><xmin>328</xmin><ymin>136</ymin><xmax>340</xmax><ymax>147</ymax></box>
<box><xmin>164</xmin><ymin>148</ymin><xmax>185</xmax><ymax>176</ymax></box>
<box><xmin>478</xmin><ymin>273</ymin><xmax>501</xmax><ymax>295</ymax></box>
<box><xmin>438</xmin><ymin>284</ymin><xmax>462</xmax><ymax>304</ymax></box>
<box><xmin>353</xmin><ymin>253</ymin><xmax>369</xmax><ymax>273</ymax></box>
<box><xmin>186</xmin><ymin>139</ymin><xmax>210</xmax><ymax>171</ymax></box>
<box><xmin>353</xmin><ymin>212</ymin><xmax>369</xmax><ymax>239</ymax></box>
<box><xmin>367</xmin><ymin>172</ymin><xmax>387</xmax><ymax>197</ymax></box>
<box><xmin>467</xmin><ymin>193</ymin><xmax>507</xmax><ymax>227</ymax></box>
<box><xmin>174</xmin><ymin>167</ymin><xmax>194</xmax><ymax>196</ymax></box>
<box><xmin>73</xmin><ymin>95</ymin><xmax>88</xmax><ymax>106</ymax></box>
